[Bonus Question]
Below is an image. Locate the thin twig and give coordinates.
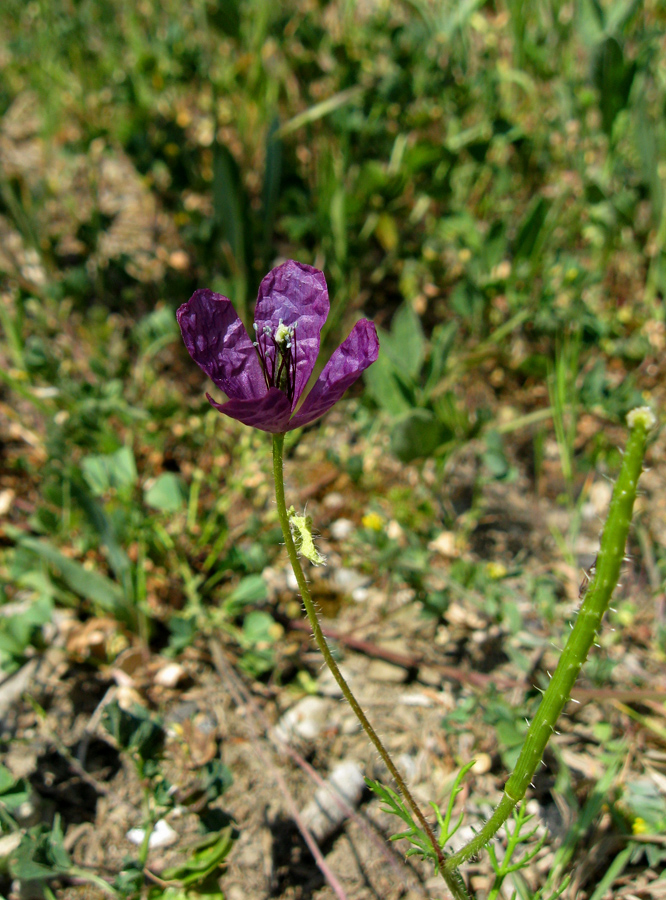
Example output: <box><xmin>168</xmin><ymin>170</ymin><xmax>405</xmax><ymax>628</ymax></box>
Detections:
<box><xmin>279</xmin><ymin>616</ymin><xmax>666</xmax><ymax>703</ymax></box>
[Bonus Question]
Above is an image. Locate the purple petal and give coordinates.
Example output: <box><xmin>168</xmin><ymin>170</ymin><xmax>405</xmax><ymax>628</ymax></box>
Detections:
<box><xmin>206</xmin><ymin>388</ymin><xmax>293</xmax><ymax>433</ymax></box>
<box><xmin>253</xmin><ymin>260</ymin><xmax>329</xmax><ymax>407</ymax></box>
<box><xmin>288</xmin><ymin>319</ymin><xmax>379</xmax><ymax>430</ymax></box>
<box><xmin>177</xmin><ymin>289</ymin><xmax>266</xmax><ymax>401</ymax></box>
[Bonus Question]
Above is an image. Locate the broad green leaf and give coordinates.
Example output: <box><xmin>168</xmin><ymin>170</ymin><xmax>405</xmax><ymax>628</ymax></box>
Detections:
<box><xmin>364</xmin><ymin>350</ymin><xmax>413</xmax><ymax>417</ymax></box>
<box><xmin>242</xmin><ymin>611</ymin><xmax>280</xmax><ymax>645</ymax></box>
<box><xmin>81</xmin><ymin>446</ymin><xmax>137</xmax><ymax>496</ymax></box>
<box><xmin>10</xmin><ymin>819</ymin><xmax>71</xmax><ymax>881</ymax></box>
<box><xmin>375</xmin><ymin>212</ymin><xmax>399</xmax><ymax>253</ymax></box>
<box><xmin>200</xmin><ymin>759</ymin><xmax>233</xmax><ymax>802</ymax></box>
<box><xmin>222</xmin><ymin>575</ymin><xmax>267</xmax><ymax>617</ymax></box>
<box><xmin>383</xmin><ymin>304</ymin><xmax>425</xmax><ymax>380</ymax></box>
<box><xmin>133</xmin><ymin>305</ymin><xmax>179</xmax><ymax>357</ymax></box>
<box><xmin>390</xmin><ymin>409</ymin><xmax>445</xmax><ymax>462</ymax></box>
<box><xmin>144</xmin><ymin>473</ymin><xmax>186</xmax><ymax>512</ymax></box>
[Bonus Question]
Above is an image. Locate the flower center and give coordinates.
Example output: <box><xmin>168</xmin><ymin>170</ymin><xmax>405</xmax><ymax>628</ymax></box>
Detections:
<box><xmin>253</xmin><ymin>318</ymin><xmax>299</xmax><ymax>401</ymax></box>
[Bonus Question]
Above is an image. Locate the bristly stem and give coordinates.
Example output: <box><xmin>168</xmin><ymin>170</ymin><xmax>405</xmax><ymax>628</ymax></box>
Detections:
<box><xmin>443</xmin><ymin>407</ymin><xmax>655</xmax><ymax>874</ymax></box>
<box><xmin>272</xmin><ymin>432</ymin><xmax>469</xmax><ymax>900</ymax></box>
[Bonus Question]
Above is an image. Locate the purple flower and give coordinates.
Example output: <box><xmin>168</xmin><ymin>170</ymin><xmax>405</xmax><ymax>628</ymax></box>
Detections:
<box><xmin>177</xmin><ymin>260</ymin><xmax>379</xmax><ymax>433</ymax></box>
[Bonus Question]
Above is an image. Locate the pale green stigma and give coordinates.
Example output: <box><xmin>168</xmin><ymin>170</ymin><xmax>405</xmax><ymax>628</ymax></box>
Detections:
<box><xmin>275</xmin><ymin>321</ymin><xmax>291</xmax><ymax>345</ymax></box>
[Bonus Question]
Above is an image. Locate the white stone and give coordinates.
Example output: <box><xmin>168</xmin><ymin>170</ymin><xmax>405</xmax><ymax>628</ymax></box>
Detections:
<box><xmin>126</xmin><ymin>818</ymin><xmax>178</xmax><ymax>848</ymax></box>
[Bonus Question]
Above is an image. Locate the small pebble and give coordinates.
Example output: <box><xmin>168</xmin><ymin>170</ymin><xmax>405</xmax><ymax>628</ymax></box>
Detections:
<box><xmin>154</xmin><ymin>662</ymin><xmax>186</xmax><ymax>687</ymax></box>
<box><xmin>272</xmin><ymin>696</ymin><xmax>332</xmax><ymax>744</ymax></box>
<box><xmin>367</xmin><ymin>659</ymin><xmax>408</xmax><ymax>684</ymax></box>
<box><xmin>398</xmin><ymin>692</ymin><xmax>434</xmax><ymax>707</ymax></box>
<box><xmin>470</xmin><ymin>753</ymin><xmax>492</xmax><ymax>775</ymax></box>
<box><xmin>428</xmin><ymin>530</ymin><xmax>459</xmax><ymax>558</ymax></box>
<box><xmin>332</xmin><ymin>568</ymin><xmax>370</xmax><ymax>593</ymax></box>
<box><xmin>323</xmin><ymin>492</ymin><xmax>344</xmax><ymax>510</ymax></box>
<box><xmin>351</xmin><ymin>586</ymin><xmax>369</xmax><ymax>603</ymax></box>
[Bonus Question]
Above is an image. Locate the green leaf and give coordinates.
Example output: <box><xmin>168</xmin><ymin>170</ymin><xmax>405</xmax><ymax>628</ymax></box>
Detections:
<box><xmin>383</xmin><ymin>303</ymin><xmax>425</xmax><ymax>380</ymax></box>
<box><xmin>242</xmin><ymin>611</ymin><xmax>278</xmax><ymax>645</ymax></box>
<box><xmin>167</xmin><ymin>615</ymin><xmax>198</xmax><ymax>654</ymax></box>
<box><xmin>0</xmin><ymin>595</ymin><xmax>53</xmax><ymax>673</ymax></box>
<box><xmin>513</xmin><ymin>196</ymin><xmax>552</xmax><ymax>262</ymax></box>
<box><xmin>364</xmin><ymin>350</ymin><xmax>413</xmax><ymax>417</ymax></box>
<box><xmin>237</xmin><ymin>648</ymin><xmax>274</xmax><ymax>679</ymax></box>
<box><xmin>15</xmin><ymin>535</ymin><xmax>129</xmax><ymax>621</ymax></box>
<box><xmin>213</xmin><ymin>141</ymin><xmax>250</xmax><ymax>289</ymax></box>
<box><xmin>592</xmin><ymin>36</ymin><xmax>635</xmax><ymax>136</ymax></box>
<box><xmin>390</xmin><ymin>409</ymin><xmax>445</xmax><ymax>462</ymax></box>
<box><xmin>262</xmin><ymin>117</ymin><xmax>282</xmax><ymax>265</ymax></box>
<box><xmin>71</xmin><ymin>483</ymin><xmax>134</xmax><ymax>604</ymax></box>
<box><xmin>0</xmin><ymin>764</ymin><xmax>30</xmax><ymax>811</ymax></box>
<box><xmin>161</xmin><ymin>827</ymin><xmax>235</xmax><ymax>887</ymax></box>
<box><xmin>206</xmin><ymin>0</ymin><xmax>241</xmax><ymax>37</ymax></box>
<box><xmin>200</xmin><ymin>759</ymin><xmax>234</xmax><ymax>802</ymax></box>
<box><xmin>9</xmin><ymin>819</ymin><xmax>71</xmax><ymax>881</ymax></box>
<box><xmin>624</xmin><ymin>777</ymin><xmax>666</xmax><ymax>831</ymax></box>
<box><xmin>81</xmin><ymin>446</ymin><xmax>137</xmax><ymax>496</ymax></box>
<box><xmin>101</xmin><ymin>700</ymin><xmax>165</xmax><ymax>763</ymax></box>
<box><xmin>222</xmin><ymin>575</ymin><xmax>267</xmax><ymax>617</ymax></box>
<box><xmin>425</xmin><ymin>322</ymin><xmax>458</xmax><ymax>395</ymax></box>
<box><xmin>144</xmin><ymin>473</ymin><xmax>187</xmax><ymax>512</ymax></box>
<box><xmin>482</xmin><ymin>431</ymin><xmax>510</xmax><ymax>479</ymax></box>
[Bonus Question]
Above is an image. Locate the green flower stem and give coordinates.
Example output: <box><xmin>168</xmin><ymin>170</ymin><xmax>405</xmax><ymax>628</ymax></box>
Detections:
<box><xmin>272</xmin><ymin>433</ymin><xmax>469</xmax><ymax>900</ymax></box>
<box><xmin>444</xmin><ymin>408</ymin><xmax>655</xmax><ymax>874</ymax></box>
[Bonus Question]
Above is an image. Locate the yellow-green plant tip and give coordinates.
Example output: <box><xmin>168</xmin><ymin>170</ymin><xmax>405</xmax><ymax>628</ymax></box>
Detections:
<box><xmin>288</xmin><ymin>505</ymin><xmax>326</xmax><ymax>566</ymax></box>
<box><xmin>626</xmin><ymin>406</ymin><xmax>656</xmax><ymax>430</ymax></box>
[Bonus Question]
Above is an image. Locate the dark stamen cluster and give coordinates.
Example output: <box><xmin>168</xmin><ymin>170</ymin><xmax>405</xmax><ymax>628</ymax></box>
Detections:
<box><xmin>253</xmin><ymin>319</ymin><xmax>299</xmax><ymax>402</ymax></box>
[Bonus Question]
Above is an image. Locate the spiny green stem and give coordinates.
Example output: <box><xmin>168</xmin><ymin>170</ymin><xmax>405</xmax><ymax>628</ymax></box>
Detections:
<box><xmin>272</xmin><ymin>433</ymin><xmax>469</xmax><ymax>900</ymax></box>
<box><xmin>444</xmin><ymin>408</ymin><xmax>655</xmax><ymax>873</ymax></box>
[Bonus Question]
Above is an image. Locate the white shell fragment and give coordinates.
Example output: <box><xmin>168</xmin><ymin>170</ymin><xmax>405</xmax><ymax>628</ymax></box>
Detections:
<box><xmin>301</xmin><ymin>760</ymin><xmax>366</xmax><ymax>843</ymax></box>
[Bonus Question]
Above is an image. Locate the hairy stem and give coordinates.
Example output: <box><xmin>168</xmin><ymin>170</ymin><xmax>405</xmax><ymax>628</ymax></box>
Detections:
<box><xmin>444</xmin><ymin>408</ymin><xmax>655</xmax><ymax>873</ymax></box>
<box><xmin>272</xmin><ymin>432</ymin><xmax>469</xmax><ymax>900</ymax></box>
